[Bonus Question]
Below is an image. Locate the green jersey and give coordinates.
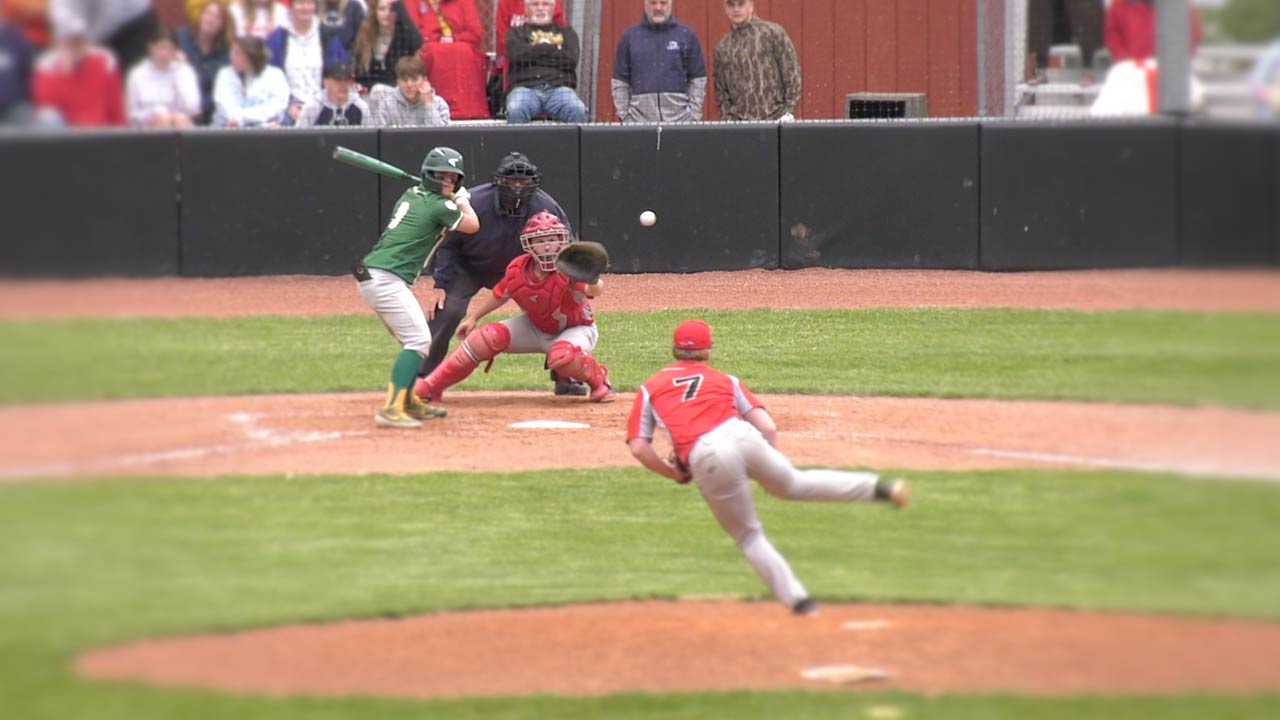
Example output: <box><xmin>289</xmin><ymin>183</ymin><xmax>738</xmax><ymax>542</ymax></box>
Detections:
<box><xmin>363</xmin><ymin>186</ymin><xmax>464</xmax><ymax>285</ymax></box>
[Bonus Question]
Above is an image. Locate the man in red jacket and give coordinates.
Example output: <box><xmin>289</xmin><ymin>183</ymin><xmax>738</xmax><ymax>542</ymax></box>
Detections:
<box><xmin>1104</xmin><ymin>0</ymin><xmax>1202</xmax><ymax>63</ymax></box>
<box><xmin>32</xmin><ymin>17</ymin><xmax>125</xmax><ymax>127</ymax></box>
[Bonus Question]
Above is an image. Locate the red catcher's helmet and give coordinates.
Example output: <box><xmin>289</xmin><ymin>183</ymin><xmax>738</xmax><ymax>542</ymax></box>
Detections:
<box><xmin>520</xmin><ymin>211</ymin><xmax>569</xmax><ymax>272</ymax></box>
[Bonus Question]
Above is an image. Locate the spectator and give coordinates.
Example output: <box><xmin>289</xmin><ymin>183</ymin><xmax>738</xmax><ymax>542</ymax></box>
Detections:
<box><xmin>176</xmin><ymin>0</ymin><xmax>233</xmax><ymax>125</ymax></box>
<box><xmin>405</xmin><ymin>0</ymin><xmax>488</xmax><ymax>119</ymax></box>
<box><xmin>1104</xmin><ymin>0</ymin><xmax>1201</xmax><ymax>64</ymax></box>
<box><xmin>318</xmin><ymin>0</ymin><xmax>365</xmax><ymax>54</ymax></box>
<box><xmin>1249</xmin><ymin>38</ymin><xmax>1280</xmax><ymax>121</ymax></box>
<box><xmin>0</xmin><ymin>9</ymin><xmax>35</xmax><ymax>124</ymax></box>
<box><xmin>229</xmin><ymin>0</ymin><xmax>288</xmax><ymax>39</ymax></box>
<box><xmin>125</xmin><ymin>28</ymin><xmax>201</xmax><ymax>128</ymax></box>
<box><xmin>504</xmin><ymin>0</ymin><xmax>586</xmax><ymax>124</ymax></box>
<box><xmin>49</xmin><ymin>0</ymin><xmax>159</xmax><ymax>71</ymax></box>
<box><xmin>266</xmin><ymin>0</ymin><xmax>348</xmax><ymax>125</ymax></box>
<box><xmin>32</xmin><ymin>17</ymin><xmax>126</xmax><ymax>127</ymax></box>
<box><xmin>295</xmin><ymin>58</ymin><xmax>367</xmax><ymax>125</ymax></box>
<box><xmin>1027</xmin><ymin>0</ymin><xmax>1103</xmax><ymax>73</ymax></box>
<box><xmin>713</xmin><ymin>0</ymin><xmax>800</xmax><ymax>121</ymax></box>
<box><xmin>212</xmin><ymin>34</ymin><xmax>290</xmax><ymax>126</ymax></box>
<box><xmin>2</xmin><ymin>0</ymin><xmax>50</xmax><ymax>49</ymax></box>
<box><xmin>493</xmin><ymin>0</ymin><xmax>562</xmax><ymax>65</ymax></box>
<box><xmin>367</xmin><ymin>54</ymin><xmax>449</xmax><ymax>126</ymax></box>
<box><xmin>611</xmin><ymin>0</ymin><xmax>706</xmax><ymax>124</ymax></box>
<box><xmin>352</xmin><ymin>0</ymin><xmax>421</xmax><ymax>92</ymax></box>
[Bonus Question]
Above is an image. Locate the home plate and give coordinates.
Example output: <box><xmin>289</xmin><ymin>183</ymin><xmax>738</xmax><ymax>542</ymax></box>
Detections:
<box><xmin>508</xmin><ymin>420</ymin><xmax>590</xmax><ymax>430</ymax></box>
<box><xmin>800</xmin><ymin>665</ymin><xmax>890</xmax><ymax>685</ymax></box>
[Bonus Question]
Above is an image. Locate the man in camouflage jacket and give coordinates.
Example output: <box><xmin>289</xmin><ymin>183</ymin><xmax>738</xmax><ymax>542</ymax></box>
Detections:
<box><xmin>712</xmin><ymin>0</ymin><xmax>800</xmax><ymax>121</ymax></box>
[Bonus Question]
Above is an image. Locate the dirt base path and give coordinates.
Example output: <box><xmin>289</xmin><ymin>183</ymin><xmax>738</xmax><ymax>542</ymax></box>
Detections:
<box><xmin>78</xmin><ymin>600</ymin><xmax>1280</xmax><ymax>698</ymax></box>
<box><xmin>2</xmin><ymin>268</ymin><xmax>1279</xmax><ymax>318</ymax></box>
<box><xmin>4</xmin><ymin>391</ymin><xmax>1278</xmax><ymax>481</ymax></box>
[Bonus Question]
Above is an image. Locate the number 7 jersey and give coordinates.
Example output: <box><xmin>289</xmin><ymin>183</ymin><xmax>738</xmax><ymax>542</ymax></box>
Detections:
<box><xmin>627</xmin><ymin>360</ymin><xmax>764</xmax><ymax>465</ymax></box>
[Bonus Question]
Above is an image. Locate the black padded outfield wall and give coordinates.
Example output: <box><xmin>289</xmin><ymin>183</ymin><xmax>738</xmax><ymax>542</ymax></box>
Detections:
<box><xmin>980</xmin><ymin>120</ymin><xmax>1179</xmax><ymax>270</ymax></box>
<box><xmin>780</xmin><ymin>122</ymin><xmax>979</xmax><ymax>269</ymax></box>
<box><xmin>377</xmin><ymin>125</ymin><xmax>581</xmax><ymax>234</ymax></box>
<box><xmin>1179</xmin><ymin>123</ymin><xmax>1275</xmax><ymax>267</ymax></box>
<box><xmin>180</xmin><ymin>129</ymin><xmax>381</xmax><ymax>276</ymax></box>
<box><xmin>0</xmin><ymin>131</ymin><xmax>180</xmax><ymax>277</ymax></box>
<box><xmin>579</xmin><ymin>123</ymin><xmax>780</xmax><ymax>273</ymax></box>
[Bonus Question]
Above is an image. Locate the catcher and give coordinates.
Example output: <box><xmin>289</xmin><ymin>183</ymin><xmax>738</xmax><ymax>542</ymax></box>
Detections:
<box><xmin>413</xmin><ymin>211</ymin><xmax>616</xmax><ymax>404</ymax></box>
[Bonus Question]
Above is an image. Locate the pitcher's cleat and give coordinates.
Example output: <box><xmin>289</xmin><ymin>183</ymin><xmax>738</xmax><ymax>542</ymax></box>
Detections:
<box><xmin>405</xmin><ymin>394</ymin><xmax>448</xmax><ymax>420</ymax></box>
<box><xmin>874</xmin><ymin>477</ymin><xmax>911</xmax><ymax>509</ymax></box>
<box><xmin>792</xmin><ymin>597</ymin><xmax>819</xmax><ymax>616</ymax></box>
<box><xmin>375</xmin><ymin>406</ymin><xmax>422</xmax><ymax>429</ymax></box>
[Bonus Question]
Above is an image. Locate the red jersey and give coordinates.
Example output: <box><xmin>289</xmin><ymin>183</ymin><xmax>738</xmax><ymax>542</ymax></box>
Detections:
<box><xmin>32</xmin><ymin>48</ymin><xmax>126</xmax><ymax>127</ymax></box>
<box><xmin>1104</xmin><ymin>0</ymin><xmax>1202</xmax><ymax>63</ymax></box>
<box><xmin>493</xmin><ymin>254</ymin><xmax>595</xmax><ymax>335</ymax></box>
<box><xmin>627</xmin><ymin>360</ymin><xmax>764</xmax><ymax>464</ymax></box>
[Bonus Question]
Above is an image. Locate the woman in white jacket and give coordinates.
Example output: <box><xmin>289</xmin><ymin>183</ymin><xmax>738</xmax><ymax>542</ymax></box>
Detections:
<box><xmin>125</xmin><ymin>29</ymin><xmax>201</xmax><ymax>128</ymax></box>
<box><xmin>212</xmin><ymin>35</ymin><xmax>290</xmax><ymax>127</ymax></box>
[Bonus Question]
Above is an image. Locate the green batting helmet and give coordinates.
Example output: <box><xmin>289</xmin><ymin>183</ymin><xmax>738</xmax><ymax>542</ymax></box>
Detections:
<box><xmin>420</xmin><ymin>147</ymin><xmax>466</xmax><ymax>193</ymax></box>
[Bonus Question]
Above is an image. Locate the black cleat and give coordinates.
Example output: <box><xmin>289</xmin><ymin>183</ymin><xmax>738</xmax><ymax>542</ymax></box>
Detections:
<box><xmin>551</xmin><ymin>370</ymin><xmax>588</xmax><ymax>396</ymax></box>
<box><xmin>792</xmin><ymin>597</ymin><xmax>818</xmax><ymax>616</ymax></box>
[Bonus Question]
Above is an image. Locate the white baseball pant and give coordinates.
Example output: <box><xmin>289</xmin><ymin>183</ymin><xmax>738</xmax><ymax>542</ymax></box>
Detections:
<box><xmin>500</xmin><ymin>315</ymin><xmax>599</xmax><ymax>354</ymax></box>
<box><xmin>357</xmin><ymin>268</ymin><xmax>431</xmax><ymax>354</ymax></box>
<box><xmin>688</xmin><ymin>417</ymin><xmax>880</xmax><ymax>609</ymax></box>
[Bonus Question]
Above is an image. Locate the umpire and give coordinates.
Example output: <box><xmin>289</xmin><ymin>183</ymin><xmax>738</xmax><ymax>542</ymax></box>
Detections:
<box><xmin>419</xmin><ymin>151</ymin><xmax>584</xmax><ymax>395</ymax></box>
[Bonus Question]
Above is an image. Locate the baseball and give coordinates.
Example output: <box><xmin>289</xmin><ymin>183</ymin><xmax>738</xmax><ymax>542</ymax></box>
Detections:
<box><xmin>639</xmin><ymin>210</ymin><xmax>657</xmax><ymax>227</ymax></box>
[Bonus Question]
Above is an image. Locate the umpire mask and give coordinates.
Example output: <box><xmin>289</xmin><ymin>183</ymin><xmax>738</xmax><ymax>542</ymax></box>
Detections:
<box><xmin>494</xmin><ymin>152</ymin><xmax>542</xmax><ymax>213</ymax></box>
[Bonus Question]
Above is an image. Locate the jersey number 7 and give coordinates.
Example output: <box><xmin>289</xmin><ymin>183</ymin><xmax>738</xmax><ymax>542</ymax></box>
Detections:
<box><xmin>673</xmin><ymin>375</ymin><xmax>704</xmax><ymax>401</ymax></box>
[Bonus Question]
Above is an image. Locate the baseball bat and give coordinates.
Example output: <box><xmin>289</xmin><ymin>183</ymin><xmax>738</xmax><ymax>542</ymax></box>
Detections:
<box><xmin>332</xmin><ymin>146</ymin><xmax>421</xmax><ymax>183</ymax></box>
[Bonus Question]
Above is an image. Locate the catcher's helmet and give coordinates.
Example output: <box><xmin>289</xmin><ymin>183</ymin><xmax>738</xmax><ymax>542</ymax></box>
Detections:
<box><xmin>493</xmin><ymin>151</ymin><xmax>541</xmax><ymax>212</ymax></box>
<box><xmin>420</xmin><ymin>146</ymin><xmax>466</xmax><ymax>194</ymax></box>
<box><xmin>520</xmin><ymin>211</ymin><xmax>569</xmax><ymax>273</ymax></box>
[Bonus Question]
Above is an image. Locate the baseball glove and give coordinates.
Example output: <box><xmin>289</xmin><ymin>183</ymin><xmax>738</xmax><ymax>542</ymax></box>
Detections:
<box><xmin>669</xmin><ymin>451</ymin><xmax>692</xmax><ymax>484</ymax></box>
<box><xmin>556</xmin><ymin>241</ymin><xmax>609</xmax><ymax>284</ymax></box>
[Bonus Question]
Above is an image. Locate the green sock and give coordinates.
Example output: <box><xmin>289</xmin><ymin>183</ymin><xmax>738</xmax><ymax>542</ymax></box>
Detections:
<box><xmin>390</xmin><ymin>349</ymin><xmax>422</xmax><ymax>397</ymax></box>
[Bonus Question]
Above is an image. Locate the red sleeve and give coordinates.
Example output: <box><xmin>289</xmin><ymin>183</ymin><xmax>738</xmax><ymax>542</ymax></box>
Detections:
<box><xmin>1103</xmin><ymin>4</ymin><xmax>1129</xmax><ymax>62</ymax></box>
<box><xmin>105</xmin><ymin>65</ymin><xmax>126</xmax><ymax>126</ymax></box>
<box><xmin>32</xmin><ymin>66</ymin><xmax>58</xmax><ymax>109</ymax></box>
<box><xmin>554</xmin><ymin>1</ymin><xmax>565</xmax><ymax>26</ymax></box>
<box><xmin>448</xmin><ymin>0</ymin><xmax>483</xmax><ymax>46</ymax></box>
<box><xmin>492</xmin><ymin>258</ymin><xmax>520</xmax><ymax>299</ymax></box>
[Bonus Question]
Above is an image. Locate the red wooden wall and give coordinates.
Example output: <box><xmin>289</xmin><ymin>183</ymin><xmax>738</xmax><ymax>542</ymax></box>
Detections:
<box><xmin>595</xmin><ymin>0</ymin><xmax>977</xmax><ymax>121</ymax></box>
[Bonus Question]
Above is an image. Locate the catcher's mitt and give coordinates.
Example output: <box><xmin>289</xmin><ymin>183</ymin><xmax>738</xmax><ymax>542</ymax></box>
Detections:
<box><xmin>556</xmin><ymin>241</ymin><xmax>609</xmax><ymax>284</ymax></box>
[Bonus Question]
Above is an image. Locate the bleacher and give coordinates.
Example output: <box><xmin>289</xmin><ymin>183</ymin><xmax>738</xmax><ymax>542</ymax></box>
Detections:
<box><xmin>1015</xmin><ymin>44</ymin><xmax>1264</xmax><ymax>120</ymax></box>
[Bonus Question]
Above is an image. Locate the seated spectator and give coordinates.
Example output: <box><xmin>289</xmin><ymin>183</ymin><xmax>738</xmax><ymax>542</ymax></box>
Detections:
<box><xmin>352</xmin><ymin>0</ymin><xmax>421</xmax><ymax>92</ymax></box>
<box><xmin>212</xmin><ymin>34</ymin><xmax>290</xmax><ymax>126</ymax></box>
<box><xmin>1027</xmin><ymin>0</ymin><xmax>1103</xmax><ymax>73</ymax></box>
<box><xmin>367</xmin><ymin>53</ymin><xmax>449</xmax><ymax>126</ymax></box>
<box><xmin>176</xmin><ymin>0</ymin><xmax>233</xmax><ymax>125</ymax></box>
<box><xmin>295</xmin><ymin>58</ymin><xmax>367</xmax><ymax>125</ymax></box>
<box><xmin>494</xmin><ymin>0</ymin><xmax>561</xmax><ymax>65</ymax></box>
<box><xmin>1249</xmin><ymin>38</ymin><xmax>1280</xmax><ymax>121</ymax></box>
<box><xmin>266</xmin><ymin>0</ymin><xmax>348</xmax><ymax>125</ymax></box>
<box><xmin>126</xmin><ymin>28</ymin><xmax>201</xmax><ymax>128</ymax></box>
<box><xmin>405</xmin><ymin>0</ymin><xmax>488</xmax><ymax>119</ymax></box>
<box><xmin>612</xmin><ymin>0</ymin><xmax>707</xmax><ymax>124</ymax></box>
<box><xmin>49</xmin><ymin>0</ymin><xmax>159</xmax><ymax>71</ymax></box>
<box><xmin>0</xmin><ymin>8</ymin><xmax>35</xmax><ymax>124</ymax></box>
<box><xmin>229</xmin><ymin>0</ymin><xmax>288</xmax><ymax>39</ymax></box>
<box><xmin>1104</xmin><ymin>0</ymin><xmax>1201</xmax><ymax>64</ymax></box>
<box><xmin>318</xmin><ymin>0</ymin><xmax>365</xmax><ymax>54</ymax></box>
<box><xmin>504</xmin><ymin>0</ymin><xmax>586</xmax><ymax>124</ymax></box>
<box><xmin>2</xmin><ymin>0</ymin><xmax>50</xmax><ymax>49</ymax></box>
<box><xmin>32</xmin><ymin>17</ymin><xmax>126</xmax><ymax>127</ymax></box>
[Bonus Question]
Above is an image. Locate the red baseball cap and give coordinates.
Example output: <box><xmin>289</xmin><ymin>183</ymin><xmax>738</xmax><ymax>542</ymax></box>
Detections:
<box><xmin>673</xmin><ymin>319</ymin><xmax>713</xmax><ymax>350</ymax></box>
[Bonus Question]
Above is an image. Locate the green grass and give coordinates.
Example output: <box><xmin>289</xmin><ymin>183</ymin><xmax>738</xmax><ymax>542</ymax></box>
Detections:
<box><xmin>3</xmin><ymin>469</ymin><xmax>1280</xmax><ymax>719</ymax></box>
<box><xmin>1</xmin><ymin>309</ymin><xmax>1278</xmax><ymax>407</ymax></box>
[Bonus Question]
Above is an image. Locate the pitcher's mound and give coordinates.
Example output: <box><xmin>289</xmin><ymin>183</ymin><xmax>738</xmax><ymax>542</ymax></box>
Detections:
<box><xmin>78</xmin><ymin>600</ymin><xmax>1280</xmax><ymax>698</ymax></box>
